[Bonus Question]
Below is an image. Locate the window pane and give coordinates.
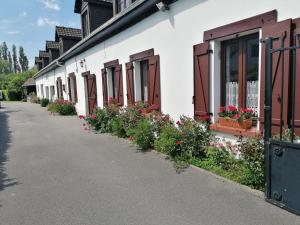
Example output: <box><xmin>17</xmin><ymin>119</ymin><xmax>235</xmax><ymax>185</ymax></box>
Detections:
<box><xmin>140</xmin><ymin>61</ymin><xmax>148</xmax><ymax>101</ymax></box>
<box><xmin>225</xmin><ymin>41</ymin><xmax>239</xmax><ymax>108</ymax></box>
<box><xmin>246</xmin><ymin>37</ymin><xmax>259</xmax><ymax>114</ymax></box>
<box><xmin>112</xmin><ymin>68</ymin><xmax>118</xmax><ymax>99</ymax></box>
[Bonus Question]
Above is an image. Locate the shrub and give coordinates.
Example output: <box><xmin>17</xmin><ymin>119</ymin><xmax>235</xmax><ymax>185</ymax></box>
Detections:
<box><xmin>128</xmin><ymin>119</ymin><xmax>155</xmax><ymax>151</ymax></box>
<box><xmin>151</xmin><ymin>113</ymin><xmax>174</xmax><ymax>137</ymax></box>
<box><xmin>111</xmin><ymin>117</ymin><xmax>127</xmax><ymax>138</ymax></box>
<box><xmin>205</xmin><ymin>146</ymin><xmax>234</xmax><ymax>170</ymax></box>
<box><xmin>30</xmin><ymin>93</ymin><xmax>40</xmax><ymax>104</ymax></box>
<box><xmin>154</xmin><ymin>125</ymin><xmax>183</xmax><ymax>157</ymax></box>
<box><xmin>177</xmin><ymin>116</ymin><xmax>210</xmax><ymax>158</ymax></box>
<box><xmin>40</xmin><ymin>98</ymin><xmax>49</xmax><ymax>107</ymax></box>
<box><xmin>118</xmin><ymin>105</ymin><xmax>144</xmax><ymax>136</ymax></box>
<box><xmin>47</xmin><ymin>100</ymin><xmax>76</xmax><ymax>116</ymax></box>
<box><xmin>238</xmin><ymin>136</ymin><xmax>264</xmax><ymax>190</ymax></box>
<box><xmin>7</xmin><ymin>90</ymin><xmax>22</xmax><ymax>101</ymax></box>
<box><xmin>85</xmin><ymin>105</ymin><xmax>119</xmax><ymax>133</ymax></box>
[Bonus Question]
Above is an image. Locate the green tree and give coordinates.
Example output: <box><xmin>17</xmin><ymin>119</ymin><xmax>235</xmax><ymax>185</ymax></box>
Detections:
<box><xmin>2</xmin><ymin>42</ymin><xmax>8</xmax><ymax>60</ymax></box>
<box><xmin>12</xmin><ymin>44</ymin><xmax>20</xmax><ymax>73</ymax></box>
<box><xmin>8</xmin><ymin>51</ymin><xmax>13</xmax><ymax>73</ymax></box>
<box><xmin>19</xmin><ymin>46</ymin><xmax>29</xmax><ymax>72</ymax></box>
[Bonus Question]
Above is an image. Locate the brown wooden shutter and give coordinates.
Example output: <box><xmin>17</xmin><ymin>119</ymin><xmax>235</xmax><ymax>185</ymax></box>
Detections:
<box><xmin>193</xmin><ymin>42</ymin><xmax>210</xmax><ymax>120</ymax></box>
<box><xmin>73</xmin><ymin>76</ymin><xmax>78</xmax><ymax>103</ymax></box>
<box><xmin>148</xmin><ymin>55</ymin><xmax>161</xmax><ymax>109</ymax></box>
<box><xmin>115</xmin><ymin>64</ymin><xmax>124</xmax><ymax>106</ymax></box>
<box><xmin>101</xmin><ymin>69</ymin><xmax>108</xmax><ymax>107</ymax></box>
<box><xmin>260</xmin><ymin>19</ymin><xmax>292</xmax><ymax>132</ymax></box>
<box><xmin>126</xmin><ymin>62</ymin><xmax>135</xmax><ymax>105</ymax></box>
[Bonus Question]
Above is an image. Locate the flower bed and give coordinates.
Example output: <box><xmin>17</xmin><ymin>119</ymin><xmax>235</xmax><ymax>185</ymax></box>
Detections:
<box><xmin>82</xmin><ymin>101</ymin><xmax>265</xmax><ymax>191</ymax></box>
<box><xmin>218</xmin><ymin>106</ymin><xmax>254</xmax><ymax>130</ymax></box>
<box><xmin>47</xmin><ymin>100</ymin><xmax>77</xmax><ymax>116</ymax></box>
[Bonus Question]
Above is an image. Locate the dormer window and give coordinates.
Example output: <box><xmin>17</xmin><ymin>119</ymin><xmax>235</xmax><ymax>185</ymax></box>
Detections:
<box><xmin>74</xmin><ymin>0</ymin><xmax>113</xmax><ymax>38</ymax></box>
<box><xmin>114</xmin><ymin>0</ymin><xmax>136</xmax><ymax>14</ymax></box>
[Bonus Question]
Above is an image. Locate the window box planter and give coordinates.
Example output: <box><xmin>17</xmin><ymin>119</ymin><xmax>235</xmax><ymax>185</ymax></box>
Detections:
<box><xmin>218</xmin><ymin>117</ymin><xmax>253</xmax><ymax>130</ymax></box>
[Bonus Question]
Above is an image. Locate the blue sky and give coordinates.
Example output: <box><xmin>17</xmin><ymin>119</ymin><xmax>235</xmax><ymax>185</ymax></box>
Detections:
<box><xmin>0</xmin><ymin>0</ymin><xmax>80</xmax><ymax>67</ymax></box>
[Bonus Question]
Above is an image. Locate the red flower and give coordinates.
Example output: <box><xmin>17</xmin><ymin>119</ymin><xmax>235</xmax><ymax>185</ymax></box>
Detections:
<box><xmin>219</xmin><ymin>106</ymin><xmax>225</xmax><ymax>113</ymax></box>
<box><xmin>79</xmin><ymin>115</ymin><xmax>85</xmax><ymax>120</ymax></box>
<box><xmin>228</xmin><ymin>105</ymin><xmax>237</xmax><ymax>112</ymax></box>
<box><xmin>176</xmin><ymin>140</ymin><xmax>182</xmax><ymax>145</ymax></box>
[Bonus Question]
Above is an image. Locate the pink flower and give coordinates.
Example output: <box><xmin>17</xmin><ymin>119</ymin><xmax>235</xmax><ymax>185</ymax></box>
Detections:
<box><xmin>209</xmin><ymin>141</ymin><xmax>216</xmax><ymax>147</ymax></box>
<box><xmin>176</xmin><ymin>121</ymin><xmax>182</xmax><ymax>126</ymax></box>
<box><xmin>176</xmin><ymin>140</ymin><xmax>182</xmax><ymax>145</ymax></box>
<box><xmin>219</xmin><ymin>106</ymin><xmax>225</xmax><ymax>113</ymax></box>
<box><xmin>228</xmin><ymin>105</ymin><xmax>237</xmax><ymax>112</ymax></box>
<box><xmin>91</xmin><ymin>114</ymin><xmax>97</xmax><ymax>120</ymax></box>
<box><xmin>79</xmin><ymin>115</ymin><xmax>85</xmax><ymax>120</ymax></box>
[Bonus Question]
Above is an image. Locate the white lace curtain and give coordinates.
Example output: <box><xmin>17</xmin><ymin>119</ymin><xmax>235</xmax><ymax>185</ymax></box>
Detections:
<box><xmin>226</xmin><ymin>81</ymin><xmax>258</xmax><ymax>115</ymax></box>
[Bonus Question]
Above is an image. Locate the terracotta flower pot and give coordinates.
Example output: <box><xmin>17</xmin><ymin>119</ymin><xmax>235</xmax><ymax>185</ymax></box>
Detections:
<box><xmin>218</xmin><ymin>117</ymin><xmax>252</xmax><ymax>130</ymax></box>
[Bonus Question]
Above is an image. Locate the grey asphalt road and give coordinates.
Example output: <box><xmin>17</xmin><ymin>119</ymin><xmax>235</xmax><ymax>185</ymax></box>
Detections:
<box><xmin>0</xmin><ymin>102</ymin><xmax>299</xmax><ymax>225</ymax></box>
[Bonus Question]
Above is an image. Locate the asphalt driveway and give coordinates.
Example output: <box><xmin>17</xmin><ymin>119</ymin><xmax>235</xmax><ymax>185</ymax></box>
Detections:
<box><xmin>0</xmin><ymin>102</ymin><xmax>299</xmax><ymax>225</ymax></box>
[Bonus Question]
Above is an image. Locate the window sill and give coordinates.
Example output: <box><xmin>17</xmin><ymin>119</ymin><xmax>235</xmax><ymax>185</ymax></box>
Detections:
<box><xmin>210</xmin><ymin>123</ymin><xmax>261</xmax><ymax>137</ymax></box>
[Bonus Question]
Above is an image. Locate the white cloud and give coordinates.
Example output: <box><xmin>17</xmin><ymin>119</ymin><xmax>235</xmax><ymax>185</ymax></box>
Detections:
<box><xmin>5</xmin><ymin>31</ymin><xmax>20</xmax><ymax>35</ymax></box>
<box><xmin>40</xmin><ymin>0</ymin><xmax>60</xmax><ymax>11</ymax></box>
<box><xmin>20</xmin><ymin>11</ymin><xmax>28</xmax><ymax>17</ymax></box>
<box><xmin>37</xmin><ymin>17</ymin><xmax>60</xmax><ymax>27</ymax></box>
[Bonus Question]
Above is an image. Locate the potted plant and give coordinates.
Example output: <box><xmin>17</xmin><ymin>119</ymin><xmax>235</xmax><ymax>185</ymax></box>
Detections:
<box><xmin>218</xmin><ymin>105</ymin><xmax>254</xmax><ymax>130</ymax></box>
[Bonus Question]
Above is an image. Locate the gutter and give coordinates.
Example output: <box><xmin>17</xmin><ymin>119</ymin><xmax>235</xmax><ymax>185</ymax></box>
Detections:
<box><xmin>34</xmin><ymin>0</ymin><xmax>174</xmax><ymax>79</ymax></box>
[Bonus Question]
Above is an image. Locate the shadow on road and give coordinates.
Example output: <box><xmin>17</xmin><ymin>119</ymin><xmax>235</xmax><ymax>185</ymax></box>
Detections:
<box><xmin>0</xmin><ymin>109</ymin><xmax>20</xmax><ymax>196</ymax></box>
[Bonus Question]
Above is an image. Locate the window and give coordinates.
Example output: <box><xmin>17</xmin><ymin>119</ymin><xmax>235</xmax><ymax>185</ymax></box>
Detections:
<box><xmin>126</xmin><ymin>50</ymin><xmax>161</xmax><ymax>108</ymax></box>
<box><xmin>50</xmin><ymin>86</ymin><xmax>55</xmax><ymax>102</ymax></box>
<box><xmin>107</xmin><ymin>67</ymin><xmax>118</xmax><ymax>99</ymax></box>
<box><xmin>40</xmin><ymin>84</ymin><xmax>44</xmax><ymax>98</ymax></box>
<box><xmin>221</xmin><ymin>33</ymin><xmax>259</xmax><ymax>114</ymax></box>
<box><xmin>115</xmin><ymin>0</ymin><xmax>135</xmax><ymax>14</ymax></box>
<box><xmin>68</xmin><ymin>74</ymin><xmax>78</xmax><ymax>103</ymax></box>
<box><xmin>134</xmin><ymin>60</ymin><xmax>149</xmax><ymax>102</ymax></box>
<box><xmin>102</xmin><ymin>61</ymin><xmax>124</xmax><ymax>106</ymax></box>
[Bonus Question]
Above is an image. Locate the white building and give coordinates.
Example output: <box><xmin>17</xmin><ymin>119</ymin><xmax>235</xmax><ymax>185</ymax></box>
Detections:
<box><xmin>34</xmin><ymin>0</ymin><xmax>300</xmax><ymax>138</ymax></box>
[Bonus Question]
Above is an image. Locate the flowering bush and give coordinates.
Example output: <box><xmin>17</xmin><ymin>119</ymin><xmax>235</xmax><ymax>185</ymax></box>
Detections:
<box><xmin>47</xmin><ymin>99</ymin><xmax>76</xmax><ymax>115</ymax></box>
<box><xmin>218</xmin><ymin>105</ymin><xmax>254</xmax><ymax>122</ymax></box>
<box><xmin>154</xmin><ymin>125</ymin><xmax>183</xmax><ymax>158</ymax></box>
<box><xmin>128</xmin><ymin>119</ymin><xmax>155</xmax><ymax>151</ymax></box>
<box><xmin>176</xmin><ymin>116</ymin><xmax>210</xmax><ymax>158</ymax></box>
<box><xmin>85</xmin><ymin>105</ymin><xmax>119</xmax><ymax>133</ymax></box>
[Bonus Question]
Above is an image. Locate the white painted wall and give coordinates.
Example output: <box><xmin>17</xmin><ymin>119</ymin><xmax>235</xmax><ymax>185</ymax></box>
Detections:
<box><xmin>36</xmin><ymin>0</ymin><xmax>300</xmax><ymax>119</ymax></box>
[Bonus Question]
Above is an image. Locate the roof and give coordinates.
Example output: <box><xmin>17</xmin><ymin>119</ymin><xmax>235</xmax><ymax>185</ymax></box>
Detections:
<box><xmin>22</xmin><ymin>78</ymin><xmax>36</xmax><ymax>87</ymax></box>
<box><xmin>46</xmin><ymin>41</ymin><xmax>59</xmax><ymax>50</ymax></box>
<box><xmin>35</xmin><ymin>57</ymin><xmax>42</xmax><ymax>64</ymax></box>
<box><xmin>55</xmin><ymin>26</ymin><xmax>82</xmax><ymax>41</ymax></box>
<box><xmin>34</xmin><ymin>0</ymin><xmax>177</xmax><ymax>79</ymax></box>
<box><xmin>74</xmin><ymin>0</ymin><xmax>113</xmax><ymax>13</ymax></box>
<box><xmin>39</xmin><ymin>51</ymin><xmax>50</xmax><ymax>58</ymax></box>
